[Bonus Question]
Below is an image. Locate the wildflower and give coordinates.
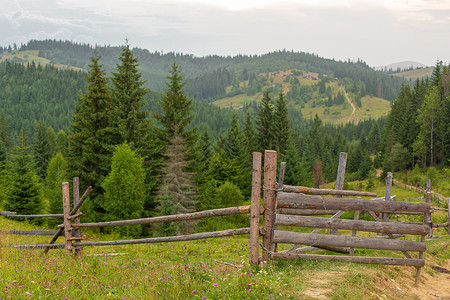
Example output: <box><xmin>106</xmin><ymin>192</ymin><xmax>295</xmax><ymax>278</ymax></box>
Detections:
<box><xmin>213</xmin><ymin>283</ymin><xmax>218</xmax><ymax>287</ymax></box>
<box><xmin>192</xmin><ymin>290</ymin><xmax>196</xmax><ymax>293</ymax></box>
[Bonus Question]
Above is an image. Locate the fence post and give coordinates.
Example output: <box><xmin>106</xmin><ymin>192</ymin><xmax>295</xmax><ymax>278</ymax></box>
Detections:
<box><xmin>447</xmin><ymin>198</ymin><xmax>450</xmax><ymax>235</ymax></box>
<box><xmin>382</xmin><ymin>172</ymin><xmax>393</xmax><ymax>224</ymax></box>
<box><xmin>62</xmin><ymin>182</ymin><xmax>72</xmax><ymax>254</ymax></box>
<box><xmin>250</xmin><ymin>152</ymin><xmax>262</xmax><ymax>265</ymax></box>
<box><xmin>416</xmin><ymin>179</ymin><xmax>431</xmax><ymax>286</ymax></box>
<box><xmin>425</xmin><ymin>180</ymin><xmax>432</xmax><ymax>239</ymax></box>
<box><xmin>262</xmin><ymin>150</ymin><xmax>277</xmax><ymax>262</ymax></box>
<box><xmin>73</xmin><ymin>177</ymin><xmax>82</xmax><ymax>256</ymax></box>
<box><xmin>330</xmin><ymin>152</ymin><xmax>347</xmax><ymax>235</ymax></box>
<box><xmin>271</xmin><ymin>162</ymin><xmax>286</xmax><ymax>252</ymax></box>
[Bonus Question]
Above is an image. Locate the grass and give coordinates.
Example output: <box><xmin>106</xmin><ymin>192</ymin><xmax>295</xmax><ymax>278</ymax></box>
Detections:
<box><xmin>0</xmin><ymin>175</ymin><xmax>448</xmax><ymax>299</ymax></box>
<box><xmin>0</xmin><ymin>50</ymin><xmax>85</xmax><ymax>72</ymax></box>
<box><xmin>393</xmin><ymin>68</ymin><xmax>433</xmax><ymax>80</ymax></box>
<box><xmin>212</xmin><ymin>69</ymin><xmax>391</xmax><ymax>125</ymax></box>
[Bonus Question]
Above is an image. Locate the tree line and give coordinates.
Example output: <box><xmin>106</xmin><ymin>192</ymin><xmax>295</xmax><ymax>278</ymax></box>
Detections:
<box><xmin>0</xmin><ymin>45</ymin><xmax>427</xmax><ymax>238</ymax></box>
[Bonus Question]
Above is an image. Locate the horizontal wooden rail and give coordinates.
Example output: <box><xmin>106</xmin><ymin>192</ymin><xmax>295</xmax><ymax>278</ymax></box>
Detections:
<box><xmin>0</xmin><ymin>230</ymin><xmax>58</xmax><ymax>236</ymax></box>
<box><xmin>432</xmin><ymin>222</ymin><xmax>448</xmax><ymax>228</ymax></box>
<box><xmin>0</xmin><ymin>212</ymin><xmax>63</xmax><ymax>218</ymax></box>
<box><xmin>278</xmin><ymin>208</ymin><xmax>340</xmax><ymax>216</ymax></box>
<box><xmin>273</xmin><ymin>230</ymin><xmax>426</xmax><ymax>252</ymax></box>
<box><xmin>277</xmin><ymin>193</ymin><xmax>432</xmax><ymax>214</ymax></box>
<box><xmin>282</xmin><ymin>185</ymin><xmax>377</xmax><ymax>197</ymax></box>
<box><xmin>275</xmin><ymin>214</ymin><xmax>430</xmax><ymax>236</ymax></box>
<box><xmin>62</xmin><ymin>205</ymin><xmax>253</xmax><ymax>229</ymax></box>
<box><xmin>11</xmin><ymin>227</ymin><xmax>255</xmax><ymax>249</ymax></box>
<box><xmin>270</xmin><ymin>252</ymin><xmax>425</xmax><ymax>267</ymax></box>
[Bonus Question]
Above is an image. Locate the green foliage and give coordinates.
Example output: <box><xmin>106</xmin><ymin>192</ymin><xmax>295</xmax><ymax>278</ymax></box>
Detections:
<box><xmin>44</xmin><ymin>152</ymin><xmax>67</xmax><ymax>227</ymax></box>
<box><xmin>33</xmin><ymin>120</ymin><xmax>52</xmax><ymax>180</ymax></box>
<box><xmin>256</xmin><ymin>91</ymin><xmax>274</xmax><ymax>152</ymax></box>
<box><xmin>68</xmin><ymin>50</ymin><xmax>115</xmax><ymax>222</ymax></box>
<box><xmin>4</xmin><ymin>129</ymin><xmax>42</xmax><ymax>215</ymax></box>
<box><xmin>216</xmin><ymin>181</ymin><xmax>244</xmax><ymax>207</ymax></box>
<box><xmin>103</xmin><ymin>143</ymin><xmax>146</xmax><ymax>238</ymax></box>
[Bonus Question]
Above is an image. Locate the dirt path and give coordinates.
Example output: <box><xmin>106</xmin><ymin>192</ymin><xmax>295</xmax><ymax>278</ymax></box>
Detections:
<box><xmin>343</xmin><ymin>87</ymin><xmax>356</xmax><ymax>124</ymax></box>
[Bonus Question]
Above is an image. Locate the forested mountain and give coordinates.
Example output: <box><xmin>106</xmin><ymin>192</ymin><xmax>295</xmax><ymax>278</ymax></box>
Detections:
<box><xmin>14</xmin><ymin>40</ymin><xmax>405</xmax><ymax>101</ymax></box>
<box><xmin>1</xmin><ymin>39</ymin><xmax>447</xmax><ymax>238</ymax></box>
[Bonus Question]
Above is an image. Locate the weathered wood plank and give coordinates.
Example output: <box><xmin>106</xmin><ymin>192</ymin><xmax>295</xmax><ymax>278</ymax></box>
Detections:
<box><xmin>278</xmin><ymin>208</ymin><xmax>340</xmax><ymax>215</ymax></box>
<box><xmin>65</xmin><ymin>206</ymin><xmax>251</xmax><ymax>228</ymax></box>
<box><xmin>262</xmin><ymin>150</ymin><xmax>277</xmax><ymax>262</ymax></box>
<box><xmin>275</xmin><ymin>214</ymin><xmax>430</xmax><ymax>235</ymax></box>
<box><xmin>62</xmin><ymin>182</ymin><xmax>72</xmax><ymax>254</ymax></box>
<box><xmin>1</xmin><ymin>213</ymin><xmax>64</xmax><ymax>218</ymax></box>
<box><xmin>249</xmin><ymin>152</ymin><xmax>262</xmax><ymax>265</ymax></box>
<box><xmin>383</xmin><ymin>172</ymin><xmax>393</xmax><ymax>223</ymax></box>
<box><xmin>270</xmin><ymin>252</ymin><xmax>425</xmax><ymax>267</ymax></box>
<box><xmin>282</xmin><ymin>185</ymin><xmax>376</xmax><ymax>197</ymax></box>
<box><xmin>277</xmin><ymin>193</ymin><xmax>431</xmax><ymax>214</ymax></box>
<box><xmin>273</xmin><ymin>230</ymin><xmax>426</xmax><ymax>252</ymax></box>
<box><xmin>44</xmin><ymin>186</ymin><xmax>92</xmax><ymax>254</ymax></box>
<box><xmin>0</xmin><ymin>230</ymin><xmax>58</xmax><ymax>236</ymax></box>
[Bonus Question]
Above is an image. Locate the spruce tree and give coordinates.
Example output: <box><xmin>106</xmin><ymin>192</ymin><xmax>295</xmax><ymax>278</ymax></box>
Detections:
<box><xmin>157</xmin><ymin>131</ymin><xmax>197</xmax><ymax>234</ymax></box>
<box><xmin>111</xmin><ymin>42</ymin><xmax>162</xmax><ymax>212</ymax></box>
<box><xmin>156</xmin><ymin>62</ymin><xmax>197</xmax><ymax>150</ymax></box>
<box><xmin>33</xmin><ymin>120</ymin><xmax>51</xmax><ymax>180</ymax></box>
<box><xmin>256</xmin><ymin>90</ymin><xmax>274</xmax><ymax>152</ymax></box>
<box><xmin>68</xmin><ymin>50</ymin><xmax>114</xmax><ymax>221</ymax></box>
<box><xmin>103</xmin><ymin>143</ymin><xmax>146</xmax><ymax>238</ymax></box>
<box><xmin>273</xmin><ymin>90</ymin><xmax>291</xmax><ymax>154</ymax></box>
<box><xmin>5</xmin><ymin>129</ymin><xmax>42</xmax><ymax>215</ymax></box>
<box><xmin>56</xmin><ymin>130</ymin><xmax>69</xmax><ymax>157</ymax></box>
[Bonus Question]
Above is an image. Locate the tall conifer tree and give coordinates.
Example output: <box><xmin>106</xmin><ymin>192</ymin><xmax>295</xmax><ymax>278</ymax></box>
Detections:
<box><xmin>256</xmin><ymin>91</ymin><xmax>274</xmax><ymax>152</ymax></box>
<box><xmin>68</xmin><ymin>50</ymin><xmax>114</xmax><ymax>221</ymax></box>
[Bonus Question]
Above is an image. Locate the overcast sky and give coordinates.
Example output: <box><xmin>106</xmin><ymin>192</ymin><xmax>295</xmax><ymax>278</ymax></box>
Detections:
<box><xmin>1</xmin><ymin>0</ymin><xmax>449</xmax><ymax>67</ymax></box>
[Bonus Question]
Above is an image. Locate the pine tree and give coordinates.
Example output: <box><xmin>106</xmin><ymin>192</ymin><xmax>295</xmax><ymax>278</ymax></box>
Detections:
<box><xmin>273</xmin><ymin>90</ymin><xmax>291</xmax><ymax>154</ymax></box>
<box><xmin>68</xmin><ymin>50</ymin><xmax>115</xmax><ymax>221</ymax></box>
<box><xmin>157</xmin><ymin>131</ymin><xmax>197</xmax><ymax>234</ymax></box>
<box><xmin>256</xmin><ymin>90</ymin><xmax>274</xmax><ymax>152</ymax></box>
<box><xmin>45</xmin><ymin>152</ymin><xmax>67</xmax><ymax>227</ymax></box>
<box><xmin>110</xmin><ymin>42</ymin><xmax>162</xmax><ymax>213</ymax></box>
<box><xmin>5</xmin><ymin>129</ymin><xmax>42</xmax><ymax>215</ymax></box>
<box><xmin>56</xmin><ymin>130</ymin><xmax>69</xmax><ymax>157</ymax></box>
<box><xmin>156</xmin><ymin>62</ymin><xmax>198</xmax><ymax>152</ymax></box>
<box><xmin>413</xmin><ymin>86</ymin><xmax>442</xmax><ymax>166</ymax></box>
<box><xmin>103</xmin><ymin>143</ymin><xmax>146</xmax><ymax>238</ymax></box>
<box><xmin>33</xmin><ymin>120</ymin><xmax>51</xmax><ymax>180</ymax></box>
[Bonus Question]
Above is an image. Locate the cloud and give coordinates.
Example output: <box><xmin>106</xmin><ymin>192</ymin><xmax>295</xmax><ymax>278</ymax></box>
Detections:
<box><xmin>1</xmin><ymin>0</ymin><xmax>448</xmax><ymax>66</ymax></box>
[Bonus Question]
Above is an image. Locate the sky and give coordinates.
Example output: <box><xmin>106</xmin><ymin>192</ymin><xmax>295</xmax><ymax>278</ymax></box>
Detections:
<box><xmin>1</xmin><ymin>0</ymin><xmax>449</xmax><ymax>67</ymax></box>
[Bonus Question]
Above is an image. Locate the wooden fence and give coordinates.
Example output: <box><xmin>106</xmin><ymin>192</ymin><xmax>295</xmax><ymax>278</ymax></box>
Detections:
<box><xmin>1</xmin><ymin>150</ymin><xmax>449</xmax><ymax>285</ymax></box>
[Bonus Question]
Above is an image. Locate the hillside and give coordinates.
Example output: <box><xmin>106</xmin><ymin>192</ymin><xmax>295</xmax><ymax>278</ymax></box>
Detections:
<box><xmin>12</xmin><ymin>40</ymin><xmax>406</xmax><ymax>101</ymax></box>
<box><xmin>393</xmin><ymin>67</ymin><xmax>434</xmax><ymax>80</ymax></box>
<box><xmin>212</xmin><ymin>69</ymin><xmax>391</xmax><ymax>125</ymax></box>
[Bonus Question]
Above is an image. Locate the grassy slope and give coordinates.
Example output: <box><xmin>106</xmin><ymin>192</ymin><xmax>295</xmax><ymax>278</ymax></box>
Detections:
<box><xmin>1</xmin><ymin>178</ymin><xmax>449</xmax><ymax>299</ymax></box>
<box><xmin>393</xmin><ymin>68</ymin><xmax>433</xmax><ymax>80</ymax></box>
<box><xmin>0</xmin><ymin>50</ymin><xmax>85</xmax><ymax>72</ymax></box>
<box><xmin>212</xmin><ymin>69</ymin><xmax>391</xmax><ymax>125</ymax></box>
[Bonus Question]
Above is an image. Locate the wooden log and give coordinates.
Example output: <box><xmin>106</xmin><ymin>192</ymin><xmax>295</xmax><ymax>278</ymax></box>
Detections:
<box><xmin>431</xmin><ymin>207</ymin><xmax>449</xmax><ymax>211</ymax></box>
<box><xmin>262</xmin><ymin>150</ymin><xmax>277</xmax><ymax>262</ymax></box>
<box><xmin>62</xmin><ymin>182</ymin><xmax>72</xmax><ymax>254</ymax></box>
<box><xmin>282</xmin><ymin>185</ymin><xmax>376</xmax><ymax>197</ymax></box>
<box><xmin>1</xmin><ymin>213</ymin><xmax>64</xmax><ymax>218</ymax></box>
<box><xmin>249</xmin><ymin>152</ymin><xmax>262</xmax><ymax>265</ymax></box>
<box><xmin>278</xmin><ymin>208</ymin><xmax>340</xmax><ymax>215</ymax></box>
<box><xmin>65</xmin><ymin>206</ymin><xmax>252</xmax><ymax>228</ymax></box>
<box><xmin>11</xmin><ymin>227</ymin><xmax>258</xmax><ymax>249</ymax></box>
<box><xmin>382</xmin><ymin>172</ymin><xmax>393</xmax><ymax>224</ymax></box>
<box><xmin>277</xmin><ymin>193</ymin><xmax>432</xmax><ymax>214</ymax></box>
<box><xmin>67</xmin><ymin>212</ymin><xmax>83</xmax><ymax>220</ymax></box>
<box><xmin>272</xmin><ymin>161</ymin><xmax>286</xmax><ymax>253</ymax></box>
<box><xmin>0</xmin><ymin>211</ymin><xmax>17</xmax><ymax>216</ymax></box>
<box><xmin>44</xmin><ymin>186</ymin><xmax>92</xmax><ymax>254</ymax></box>
<box><xmin>350</xmin><ymin>210</ymin><xmax>360</xmax><ymax>256</ymax></box>
<box><xmin>0</xmin><ymin>230</ymin><xmax>58</xmax><ymax>236</ymax></box>
<box><xmin>273</xmin><ymin>230</ymin><xmax>426</xmax><ymax>252</ymax></box>
<box><xmin>270</xmin><ymin>252</ymin><xmax>425</xmax><ymax>267</ymax></box>
<box><xmin>425</xmin><ymin>180</ymin><xmax>432</xmax><ymax>239</ymax></box>
<box><xmin>432</xmin><ymin>222</ymin><xmax>449</xmax><ymax>228</ymax></box>
<box><xmin>72</xmin><ymin>177</ymin><xmax>82</xmax><ymax>255</ymax></box>
<box><xmin>275</xmin><ymin>214</ymin><xmax>430</xmax><ymax>236</ymax></box>
<box><xmin>334</xmin><ymin>152</ymin><xmax>347</xmax><ymax>194</ymax></box>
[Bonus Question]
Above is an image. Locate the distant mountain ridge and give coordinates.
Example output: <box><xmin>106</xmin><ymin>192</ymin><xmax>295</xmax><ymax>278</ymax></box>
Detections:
<box><xmin>374</xmin><ymin>61</ymin><xmax>428</xmax><ymax>71</ymax></box>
